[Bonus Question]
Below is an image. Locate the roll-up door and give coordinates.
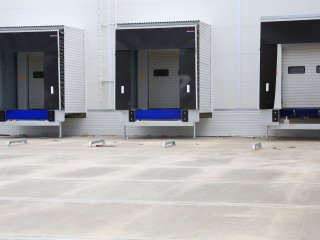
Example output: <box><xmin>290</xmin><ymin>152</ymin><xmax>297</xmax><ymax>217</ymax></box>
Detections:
<box><xmin>282</xmin><ymin>44</ymin><xmax>320</xmax><ymax>108</ymax></box>
<box><xmin>148</xmin><ymin>50</ymin><xmax>180</xmax><ymax>108</ymax></box>
<box><xmin>28</xmin><ymin>52</ymin><xmax>44</xmax><ymax>109</ymax></box>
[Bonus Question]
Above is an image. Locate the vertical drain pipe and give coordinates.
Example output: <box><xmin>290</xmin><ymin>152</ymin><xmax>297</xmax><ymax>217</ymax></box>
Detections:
<box><xmin>98</xmin><ymin>0</ymin><xmax>116</xmax><ymax>108</ymax></box>
<box><xmin>236</xmin><ymin>0</ymin><xmax>242</xmax><ymax>108</ymax></box>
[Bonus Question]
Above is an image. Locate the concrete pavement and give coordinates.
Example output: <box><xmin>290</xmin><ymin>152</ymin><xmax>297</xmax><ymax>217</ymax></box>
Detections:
<box><xmin>0</xmin><ymin>136</ymin><xmax>319</xmax><ymax>239</ymax></box>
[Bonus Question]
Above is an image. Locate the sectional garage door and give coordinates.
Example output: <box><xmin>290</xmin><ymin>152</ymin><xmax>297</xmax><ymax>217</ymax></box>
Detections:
<box><xmin>282</xmin><ymin>43</ymin><xmax>320</xmax><ymax>108</ymax></box>
<box><xmin>28</xmin><ymin>52</ymin><xmax>44</xmax><ymax>109</ymax></box>
<box><xmin>148</xmin><ymin>50</ymin><xmax>180</xmax><ymax>109</ymax></box>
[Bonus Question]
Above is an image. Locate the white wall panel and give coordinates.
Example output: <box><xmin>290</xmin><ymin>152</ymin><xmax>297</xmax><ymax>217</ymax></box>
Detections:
<box><xmin>212</xmin><ymin>54</ymin><xmax>237</xmax><ymax>83</ymax></box>
<box><xmin>213</xmin><ymin>82</ymin><xmax>238</xmax><ymax>109</ymax></box>
<box><xmin>212</xmin><ymin>53</ymin><xmax>238</xmax><ymax>109</ymax></box>
<box><xmin>64</xmin><ymin>26</ymin><xmax>86</xmax><ymax>113</ymax></box>
<box><xmin>240</xmin><ymin>54</ymin><xmax>259</xmax><ymax>82</ymax></box>
<box><xmin>240</xmin><ymin>54</ymin><xmax>259</xmax><ymax>109</ymax></box>
<box><xmin>117</xmin><ymin>0</ymin><xmax>237</xmax><ymax>26</ymax></box>
<box><xmin>241</xmin><ymin>26</ymin><xmax>260</xmax><ymax>53</ymax></box>
<box><xmin>87</xmin><ymin>83</ymin><xmax>103</xmax><ymax>110</ymax></box>
<box><xmin>212</xmin><ymin>27</ymin><xmax>238</xmax><ymax>55</ymax></box>
<box><xmin>242</xmin><ymin>0</ymin><xmax>320</xmax><ymax>26</ymax></box>
<box><xmin>240</xmin><ymin>82</ymin><xmax>258</xmax><ymax>109</ymax></box>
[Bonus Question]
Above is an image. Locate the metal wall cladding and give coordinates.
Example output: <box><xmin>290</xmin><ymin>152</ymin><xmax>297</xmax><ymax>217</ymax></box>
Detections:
<box><xmin>64</xmin><ymin>26</ymin><xmax>86</xmax><ymax>114</ymax></box>
<box><xmin>63</xmin><ymin>110</ymin><xmax>123</xmax><ymax>136</ymax></box>
<box><xmin>198</xmin><ymin>22</ymin><xmax>212</xmax><ymax>113</ymax></box>
<box><xmin>61</xmin><ymin>110</ymin><xmax>266</xmax><ymax>137</ymax></box>
<box><xmin>282</xmin><ymin>43</ymin><xmax>320</xmax><ymax>108</ymax></box>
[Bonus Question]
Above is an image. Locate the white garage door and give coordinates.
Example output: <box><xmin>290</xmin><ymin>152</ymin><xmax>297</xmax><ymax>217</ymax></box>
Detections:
<box><xmin>282</xmin><ymin>43</ymin><xmax>320</xmax><ymax>108</ymax></box>
<box><xmin>148</xmin><ymin>50</ymin><xmax>180</xmax><ymax>109</ymax></box>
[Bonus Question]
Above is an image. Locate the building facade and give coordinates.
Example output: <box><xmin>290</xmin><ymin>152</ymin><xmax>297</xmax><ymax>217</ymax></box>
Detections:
<box><xmin>0</xmin><ymin>0</ymin><xmax>320</xmax><ymax>137</ymax></box>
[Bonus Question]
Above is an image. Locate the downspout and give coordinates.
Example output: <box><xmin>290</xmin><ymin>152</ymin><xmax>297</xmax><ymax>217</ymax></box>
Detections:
<box><xmin>236</xmin><ymin>0</ymin><xmax>242</xmax><ymax>108</ymax></box>
<box><xmin>98</xmin><ymin>0</ymin><xmax>116</xmax><ymax>109</ymax></box>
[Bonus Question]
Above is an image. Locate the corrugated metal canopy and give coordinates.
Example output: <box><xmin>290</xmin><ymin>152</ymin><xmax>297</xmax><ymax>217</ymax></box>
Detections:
<box><xmin>117</xmin><ymin>20</ymin><xmax>200</xmax><ymax>28</ymax></box>
<box><xmin>0</xmin><ymin>25</ymin><xmax>64</xmax><ymax>32</ymax></box>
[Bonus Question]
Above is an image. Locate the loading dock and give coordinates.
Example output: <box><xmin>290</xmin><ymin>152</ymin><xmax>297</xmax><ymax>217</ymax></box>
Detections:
<box><xmin>115</xmin><ymin>21</ymin><xmax>211</xmax><ymax>138</ymax></box>
<box><xmin>259</xmin><ymin>16</ymin><xmax>320</xmax><ymax>133</ymax></box>
<box><xmin>0</xmin><ymin>26</ymin><xmax>86</xmax><ymax>137</ymax></box>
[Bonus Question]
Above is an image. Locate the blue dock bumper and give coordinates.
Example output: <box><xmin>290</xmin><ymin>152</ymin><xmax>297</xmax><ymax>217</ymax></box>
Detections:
<box><xmin>280</xmin><ymin>108</ymin><xmax>320</xmax><ymax>119</ymax></box>
<box><xmin>135</xmin><ymin>109</ymin><xmax>182</xmax><ymax>121</ymax></box>
<box><xmin>6</xmin><ymin>110</ymin><xmax>49</xmax><ymax>121</ymax></box>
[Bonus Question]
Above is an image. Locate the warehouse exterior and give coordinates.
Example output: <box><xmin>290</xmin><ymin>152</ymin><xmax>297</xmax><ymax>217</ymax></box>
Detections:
<box><xmin>1</xmin><ymin>0</ymin><xmax>320</xmax><ymax>137</ymax></box>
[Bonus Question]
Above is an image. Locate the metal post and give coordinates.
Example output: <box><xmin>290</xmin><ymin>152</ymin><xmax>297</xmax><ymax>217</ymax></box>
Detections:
<box><xmin>193</xmin><ymin>122</ymin><xmax>196</xmax><ymax>139</ymax></box>
<box><xmin>59</xmin><ymin>122</ymin><xmax>62</xmax><ymax>138</ymax></box>
<box><xmin>266</xmin><ymin>125</ymin><xmax>269</xmax><ymax>141</ymax></box>
<box><xmin>123</xmin><ymin>125</ymin><xmax>127</xmax><ymax>139</ymax></box>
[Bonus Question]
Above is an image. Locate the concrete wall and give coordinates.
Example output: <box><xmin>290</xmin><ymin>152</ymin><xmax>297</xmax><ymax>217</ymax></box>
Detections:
<box><xmin>1</xmin><ymin>0</ymin><xmax>320</xmax><ymax>137</ymax></box>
